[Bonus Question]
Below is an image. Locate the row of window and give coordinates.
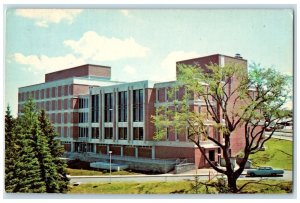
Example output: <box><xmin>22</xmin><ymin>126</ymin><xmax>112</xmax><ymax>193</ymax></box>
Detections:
<box><xmin>89</xmin><ymin>127</ymin><xmax>143</xmax><ymax>140</ymax></box>
<box><xmin>157</xmin><ymin>88</ymin><xmax>179</xmax><ymax>102</ymax></box>
<box><xmin>19</xmin><ymin>85</ymin><xmax>72</xmax><ymax>102</ymax></box>
<box><xmin>34</xmin><ymin>99</ymin><xmax>72</xmax><ymax>111</ymax></box>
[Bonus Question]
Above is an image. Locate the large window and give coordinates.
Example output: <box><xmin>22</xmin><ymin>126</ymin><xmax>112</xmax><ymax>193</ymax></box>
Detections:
<box><xmin>133</xmin><ymin>127</ymin><xmax>144</xmax><ymax>140</ymax></box>
<box><xmin>92</xmin><ymin>95</ymin><xmax>99</xmax><ymax>123</ymax></box>
<box><xmin>79</xmin><ymin>98</ymin><xmax>89</xmax><ymax>109</ymax></box>
<box><xmin>104</xmin><ymin>93</ymin><xmax>113</xmax><ymax>122</ymax></box>
<box><xmin>133</xmin><ymin>89</ymin><xmax>143</xmax><ymax>122</ymax></box>
<box><xmin>79</xmin><ymin>127</ymin><xmax>89</xmax><ymax>138</ymax></box>
<box><xmin>92</xmin><ymin>127</ymin><xmax>100</xmax><ymax>139</ymax></box>
<box><xmin>118</xmin><ymin>91</ymin><xmax>127</xmax><ymax>122</ymax></box>
<box><xmin>104</xmin><ymin>127</ymin><xmax>113</xmax><ymax>139</ymax></box>
<box><xmin>118</xmin><ymin>127</ymin><xmax>127</xmax><ymax>140</ymax></box>
<box><xmin>79</xmin><ymin>112</ymin><xmax>88</xmax><ymax>123</ymax></box>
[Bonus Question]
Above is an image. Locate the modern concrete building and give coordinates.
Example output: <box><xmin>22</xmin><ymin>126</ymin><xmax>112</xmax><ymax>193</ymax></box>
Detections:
<box><xmin>18</xmin><ymin>54</ymin><xmax>248</xmax><ymax>172</ymax></box>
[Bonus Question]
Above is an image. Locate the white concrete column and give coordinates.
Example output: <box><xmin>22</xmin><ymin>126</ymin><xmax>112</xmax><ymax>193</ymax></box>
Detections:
<box><xmin>121</xmin><ymin>146</ymin><xmax>124</xmax><ymax>157</ymax></box>
<box><xmin>101</xmin><ymin>90</ymin><xmax>105</xmax><ymax>141</ymax></box>
<box><xmin>143</xmin><ymin>85</ymin><xmax>146</xmax><ymax>142</ymax></box>
<box><xmin>130</xmin><ymin>86</ymin><xmax>134</xmax><ymax>141</ymax></box>
<box><xmin>135</xmin><ymin>147</ymin><xmax>138</xmax><ymax>158</ymax></box>
<box><xmin>93</xmin><ymin>143</ymin><xmax>96</xmax><ymax>153</ymax></box>
<box><xmin>115</xmin><ymin>88</ymin><xmax>119</xmax><ymax>142</ymax></box>
<box><xmin>151</xmin><ymin>146</ymin><xmax>155</xmax><ymax>159</ymax></box>
<box><xmin>71</xmin><ymin>142</ymin><xmax>74</xmax><ymax>152</ymax></box>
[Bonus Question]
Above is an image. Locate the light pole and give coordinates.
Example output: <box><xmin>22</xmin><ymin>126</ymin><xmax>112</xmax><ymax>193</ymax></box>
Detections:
<box><xmin>109</xmin><ymin>150</ymin><xmax>112</xmax><ymax>184</ymax></box>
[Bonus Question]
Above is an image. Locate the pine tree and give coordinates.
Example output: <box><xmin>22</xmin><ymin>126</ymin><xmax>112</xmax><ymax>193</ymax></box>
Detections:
<box><xmin>39</xmin><ymin>109</ymin><xmax>69</xmax><ymax>193</ymax></box>
<box><xmin>5</xmin><ymin>105</ymin><xmax>17</xmax><ymax>192</ymax></box>
<box><xmin>12</xmin><ymin>100</ymin><xmax>46</xmax><ymax>192</ymax></box>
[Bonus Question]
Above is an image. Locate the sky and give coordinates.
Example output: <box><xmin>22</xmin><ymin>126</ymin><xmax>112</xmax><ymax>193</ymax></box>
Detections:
<box><xmin>5</xmin><ymin>8</ymin><xmax>294</xmax><ymax>116</ymax></box>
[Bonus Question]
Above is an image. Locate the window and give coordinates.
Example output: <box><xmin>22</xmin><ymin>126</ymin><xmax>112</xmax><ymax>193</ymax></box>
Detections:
<box><xmin>133</xmin><ymin>89</ymin><xmax>143</xmax><ymax>122</ymax></box>
<box><xmin>92</xmin><ymin>95</ymin><xmax>99</xmax><ymax>122</ymax></box>
<box><xmin>133</xmin><ymin>127</ymin><xmax>143</xmax><ymax>140</ymax></box>
<box><xmin>209</xmin><ymin>150</ymin><xmax>215</xmax><ymax>161</ymax></box>
<box><xmin>79</xmin><ymin>127</ymin><xmax>89</xmax><ymax>138</ymax></box>
<box><xmin>118</xmin><ymin>127</ymin><xmax>127</xmax><ymax>140</ymax></box>
<box><xmin>92</xmin><ymin>127</ymin><xmax>100</xmax><ymax>139</ymax></box>
<box><xmin>79</xmin><ymin>112</ymin><xmax>88</xmax><ymax>123</ymax></box>
<box><xmin>105</xmin><ymin>93</ymin><xmax>113</xmax><ymax>122</ymax></box>
<box><xmin>104</xmin><ymin>127</ymin><xmax>113</xmax><ymax>139</ymax></box>
<box><xmin>118</xmin><ymin>91</ymin><xmax>127</xmax><ymax>122</ymax></box>
<box><xmin>79</xmin><ymin>98</ymin><xmax>89</xmax><ymax>109</ymax></box>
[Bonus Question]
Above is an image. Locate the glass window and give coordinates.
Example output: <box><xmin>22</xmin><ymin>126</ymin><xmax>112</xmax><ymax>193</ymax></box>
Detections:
<box><xmin>104</xmin><ymin>127</ymin><xmax>113</xmax><ymax>139</ymax></box>
<box><xmin>92</xmin><ymin>95</ymin><xmax>99</xmax><ymax>123</ymax></box>
<box><xmin>133</xmin><ymin>127</ymin><xmax>143</xmax><ymax>140</ymax></box>
<box><xmin>118</xmin><ymin>91</ymin><xmax>127</xmax><ymax>122</ymax></box>
<box><xmin>104</xmin><ymin>93</ymin><xmax>113</xmax><ymax>122</ymax></box>
<box><xmin>133</xmin><ymin>89</ymin><xmax>143</xmax><ymax>122</ymax></box>
<box><xmin>118</xmin><ymin>127</ymin><xmax>127</xmax><ymax>140</ymax></box>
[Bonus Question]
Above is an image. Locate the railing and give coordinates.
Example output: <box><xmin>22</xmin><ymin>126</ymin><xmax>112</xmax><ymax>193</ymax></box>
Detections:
<box><xmin>65</xmin><ymin>152</ymin><xmax>178</xmax><ymax>165</ymax></box>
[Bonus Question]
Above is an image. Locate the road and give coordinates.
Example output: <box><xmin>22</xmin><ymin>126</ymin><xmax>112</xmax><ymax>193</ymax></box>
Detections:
<box><xmin>265</xmin><ymin>131</ymin><xmax>293</xmax><ymax>141</ymax></box>
<box><xmin>69</xmin><ymin>171</ymin><xmax>292</xmax><ymax>184</ymax></box>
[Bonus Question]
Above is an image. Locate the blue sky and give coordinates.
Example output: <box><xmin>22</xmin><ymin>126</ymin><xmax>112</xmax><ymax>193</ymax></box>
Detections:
<box><xmin>5</xmin><ymin>8</ymin><xmax>294</xmax><ymax>116</ymax></box>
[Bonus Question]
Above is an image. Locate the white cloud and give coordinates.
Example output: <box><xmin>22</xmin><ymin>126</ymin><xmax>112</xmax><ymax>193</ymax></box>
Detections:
<box><xmin>123</xmin><ymin>65</ymin><xmax>137</xmax><ymax>75</ymax></box>
<box><xmin>15</xmin><ymin>9</ymin><xmax>82</xmax><ymax>27</ymax></box>
<box><xmin>13</xmin><ymin>53</ymin><xmax>86</xmax><ymax>73</ymax></box>
<box><xmin>64</xmin><ymin>31</ymin><xmax>149</xmax><ymax>62</ymax></box>
<box><xmin>150</xmin><ymin>51</ymin><xmax>199</xmax><ymax>82</ymax></box>
<box><xmin>120</xmin><ymin>9</ymin><xmax>130</xmax><ymax>17</ymax></box>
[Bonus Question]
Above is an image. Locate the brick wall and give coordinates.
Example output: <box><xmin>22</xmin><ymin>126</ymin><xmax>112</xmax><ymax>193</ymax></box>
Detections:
<box><xmin>155</xmin><ymin>146</ymin><xmax>194</xmax><ymax>160</ymax></box>
<box><xmin>124</xmin><ymin>146</ymin><xmax>135</xmax><ymax>157</ymax></box>
<box><xmin>138</xmin><ymin>147</ymin><xmax>152</xmax><ymax>158</ymax></box>
<box><xmin>110</xmin><ymin>146</ymin><xmax>121</xmax><ymax>156</ymax></box>
<box><xmin>45</xmin><ymin>64</ymin><xmax>111</xmax><ymax>82</ymax></box>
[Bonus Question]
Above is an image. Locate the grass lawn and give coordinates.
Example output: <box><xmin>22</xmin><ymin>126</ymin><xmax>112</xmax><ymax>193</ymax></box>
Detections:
<box><xmin>68</xmin><ymin>180</ymin><xmax>292</xmax><ymax>194</ymax></box>
<box><xmin>66</xmin><ymin>168</ymin><xmax>141</xmax><ymax>176</ymax></box>
<box><xmin>249</xmin><ymin>138</ymin><xmax>293</xmax><ymax>170</ymax></box>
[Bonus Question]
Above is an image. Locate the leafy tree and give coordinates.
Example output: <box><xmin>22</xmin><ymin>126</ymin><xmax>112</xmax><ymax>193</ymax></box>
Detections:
<box><xmin>152</xmin><ymin>62</ymin><xmax>291</xmax><ymax>193</ymax></box>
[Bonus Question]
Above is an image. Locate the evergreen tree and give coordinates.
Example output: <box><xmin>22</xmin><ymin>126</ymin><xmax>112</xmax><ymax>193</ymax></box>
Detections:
<box><xmin>5</xmin><ymin>100</ymin><xmax>69</xmax><ymax>193</ymax></box>
<box><xmin>38</xmin><ymin>109</ymin><xmax>69</xmax><ymax>193</ymax></box>
<box><xmin>12</xmin><ymin>100</ymin><xmax>46</xmax><ymax>192</ymax></box>
<box><xmin>5</xmin><ymin>105</ymin><xmax>17</xmax><ymax>192</ymax></box>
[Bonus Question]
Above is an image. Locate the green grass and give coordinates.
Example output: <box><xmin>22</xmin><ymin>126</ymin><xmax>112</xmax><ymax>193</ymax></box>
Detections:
<box><xmin>249</xmin><ymin>138</ymin><xmax>293</xmax><ymax>170</ymax></box>
<box><xmin>66</xmin><ymin>168</ymin><xmax>141</xmax><ymax>176</ymax></box>
<box><xmin>68</xmin><ymin>180</ymin><xmax>292</xmax><ymax>194</ymax></box>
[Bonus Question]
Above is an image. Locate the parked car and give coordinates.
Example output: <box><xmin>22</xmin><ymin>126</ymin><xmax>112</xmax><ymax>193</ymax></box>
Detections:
<box><xmin>247</xmin><ymin>166</ymin><xmax>284</xmax><ymax>177</ymax></box>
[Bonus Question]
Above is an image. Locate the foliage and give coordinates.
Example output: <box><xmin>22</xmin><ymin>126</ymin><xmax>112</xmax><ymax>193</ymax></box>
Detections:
<box><xmin>152</xmin><ymin>61</ymin><xmax>292</xmax><ymax>193</ymax></box>
<box><xmin>5</xmin><ymin>100</ymin><xmax>69</xmax><ymax>193</ymax></box>
<box><xmin>249</xmin><ymin>138</ymin><xmax>292</xmax><ymax>170</ymax></box>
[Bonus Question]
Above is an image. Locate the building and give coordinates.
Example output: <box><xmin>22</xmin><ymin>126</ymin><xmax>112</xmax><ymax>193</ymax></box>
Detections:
<box><xmin>18</xmin><ymin>54</ymin><xmax>248</xmax><ymax>172</ymax></box>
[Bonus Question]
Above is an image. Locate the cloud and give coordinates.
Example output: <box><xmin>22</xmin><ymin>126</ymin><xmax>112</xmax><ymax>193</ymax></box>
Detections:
<box><xmin>150</xmin><ymin>51</ymin><xmax>199</xmax><ymax>82</ymax></box>
<box><xmin>13</xmin><ymin>53</ymin><xmax>86</xmax><ymax>74</ymax></box>
<box><xmin>120</xmin><ymin>9</ymin><xmax>130</xmax><ymax>17</ymax></box>
<box><xmin>15</xmin><ymin>9</ymin><xmax>82</xmax><ymax>27</ymax></box>
<box><xmin>64</xmin><ymin>31</ymin><xmax>150</xmax><ymax>62</ymax></box>
<box><xmin>123</xmin><ymin>65</ymin><xmax>137</xmax><ymax>75</ymax></box>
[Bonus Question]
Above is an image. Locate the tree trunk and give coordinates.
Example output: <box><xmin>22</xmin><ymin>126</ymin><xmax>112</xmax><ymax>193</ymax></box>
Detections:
<box><xmin>227</xmin><ymin>174</ymin><xmax>238</xmax><ymax>193</ymax></box>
